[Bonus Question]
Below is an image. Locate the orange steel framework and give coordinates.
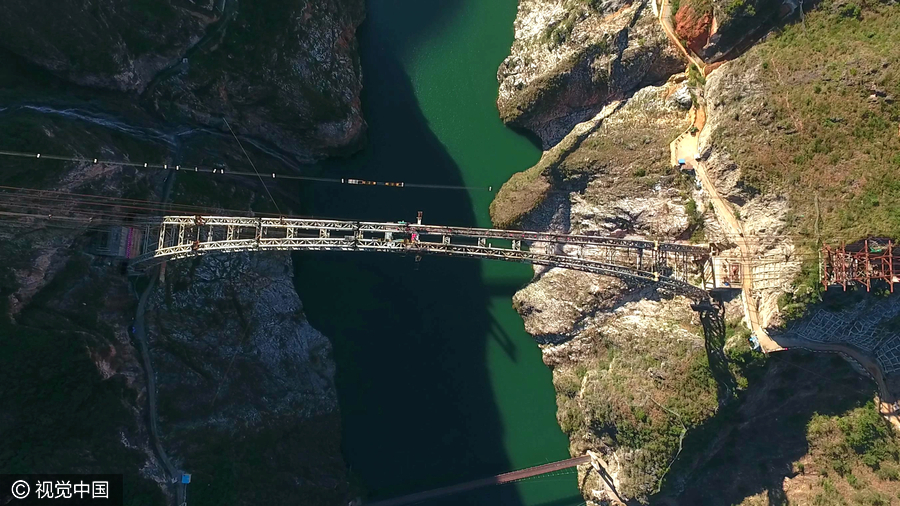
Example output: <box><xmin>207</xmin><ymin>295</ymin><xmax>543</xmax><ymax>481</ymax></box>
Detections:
<box><xmin>822</xmin><ymin>239</ymin><xmax>899</xmax><ymax>292</ymax></box>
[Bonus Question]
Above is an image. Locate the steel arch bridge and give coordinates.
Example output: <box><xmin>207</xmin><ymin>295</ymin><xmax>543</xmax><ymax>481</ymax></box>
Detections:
<box><xmin>126</xmin><ymin>215</ymin><xmax>716</xmax><ymax>298</ymax></box>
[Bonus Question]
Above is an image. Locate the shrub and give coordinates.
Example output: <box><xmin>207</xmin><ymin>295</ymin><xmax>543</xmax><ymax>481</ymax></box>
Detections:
<box><xmin>575</xmin><ymin>362</ymin><xmax>590</xmax><ymax>380</ymax></box>
<box><xmin>557</xmin><ymin>396</ymin><xmax>583</xmax><ymax>434</ymax></box>
<box><xmin>832</xmin><ymin>456</ymin><xmax>852</xmax><ymax>476</ymax></box>
<box><xmin>853</xmin><ymin>489</ymin><xmax>890</xmax><ymax>506</ymax></box>
<box><xmin>839</xmin><ymin>3</ymin><xmax>862</xmax><ymax>19</ymax></box>
<box><xmin>688</xmin><ymin>64</ymin><xmax>706</xmax><ymax>86</ymax></box>
<box><xmin>542</xmin><ymin>9</ymin><xmax>580</xmax><ymax>47</ymax></box>
<box><xmin>556</xmin><ymin>369</ymin><xmax>583</xmax><ymax>397</ymax></box>
<box><xmin>725</xmin><ymin>0</ymin><xmax>755</xmax><ymax>16</ymax></box>
<box><xmin>875</xmin><ymin>463</ymin><xmax>900</xmax><ymax>481</ymax></box>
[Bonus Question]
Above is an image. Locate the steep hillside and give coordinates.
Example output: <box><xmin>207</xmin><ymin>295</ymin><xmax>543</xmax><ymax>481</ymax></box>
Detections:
<box><xmin>0</xmin><ymin>116</ymin><xmax>350</xmax><ymax>506</ymax></box>
<box><xmin>0</xmin><ymin>0</ymin><xmax>367</xmax><ymax>162</ymax></box>
<box><xmin>494</xmin><ymin>84</ymin><xmax>727</xmax><ymax>503</ymax></box>
<box><xmin>147</xmin><ymin>0</ymin><xmax>367</xmax><ymax>161</ymax></box>
<box><xmin>146</xmin><ymin>254</ymin><xmax>345</xmax><ymax>505</ymax></box>
<box><xmin>657</xmin><ymin>353</ymin><xmax>895</xmax><ymax>504</ymax></box>
<box><xmin>497</xmin><ymin>0</ymin><xmax>683</xmax><ymax>148</ymax></box>
<box><xmin>702</xmin><ymin>0</ymin><xmax>900</xmax><ymax>246</ymax></box>
<box><xmin>491</xmin><ymin>84</ymin><xmax>692</xmax><ymax>230</ymax></box>
<box><xmin>0</xmin><ymin>2</ymin><xmax>364</xmax><ymax>502</ymax></box>
<box><xmin>0</xmin><ymin>0</ymin><xmax>217</xmax><ymax>92</ymax></box>
<box><xmin>493</xmin><ymin>0</ymin><xmax>900</xmax><ymax>504</ymax></box>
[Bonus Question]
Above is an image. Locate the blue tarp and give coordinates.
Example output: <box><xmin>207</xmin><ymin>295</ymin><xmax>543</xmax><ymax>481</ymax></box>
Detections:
<box><xmin>678</xmin><ymin>158</ymin><xmax>686</xmax><ymax>165</ymax></box>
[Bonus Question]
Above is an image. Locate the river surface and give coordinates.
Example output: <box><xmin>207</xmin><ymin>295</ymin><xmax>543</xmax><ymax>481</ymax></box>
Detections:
<box><xmin>293</xmin><ymin>1</ymin><xmax>583</xmax><ymax>505</ymax></box>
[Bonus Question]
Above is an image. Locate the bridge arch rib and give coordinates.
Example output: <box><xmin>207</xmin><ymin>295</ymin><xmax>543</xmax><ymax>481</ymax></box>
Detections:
<box><xmin>128</xmin><ymin>216</ymin><xmax>713</xmax><ymax>298</ymax></box>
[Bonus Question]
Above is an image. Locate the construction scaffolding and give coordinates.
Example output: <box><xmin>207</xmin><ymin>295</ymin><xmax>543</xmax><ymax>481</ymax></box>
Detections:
<box><xmin>822</xmin><ymin>239</ymin><xmax>899</xmax><ymax>292</ymax></box>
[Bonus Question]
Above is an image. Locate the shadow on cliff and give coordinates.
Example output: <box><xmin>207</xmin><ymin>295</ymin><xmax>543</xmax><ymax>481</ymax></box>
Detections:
<box><xmin>697</xmin><ymin>300</ymin><xmax>738</xmax><ymax>406</ymax></box>
<box><xmin>651</xmin><ymin>352</ymin><xmax>875</xmax><ymax>505</ymax></box>
<box><xmin>291</xmin><ymin>2</ymin><xmax>529</xmax><ymax>504</ymax></box>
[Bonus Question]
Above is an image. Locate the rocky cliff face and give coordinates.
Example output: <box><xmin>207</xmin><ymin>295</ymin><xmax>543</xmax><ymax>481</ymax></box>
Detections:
<box><xmin>495</xmin><ymin>0</ymin><xmax>900</xmax><ymax>502</ymax></box>
<box><xmin>495</xmin><ymin>84</ymin><xmax>730</xmax><ymax>503</ymax></box>
<box><xmin>0</xmin><ymin>0</ymin><xmax>218</xmax><ymax>93</ymax></box>
<box><xmin>145</xmin><ymin>253</ymin><xmax>345</xmax><ymax>504</ymax></box>
<box><xmin>674</xmin><ymin>2</ymin><xmax>713</xmax><ymax>54</ymax></box>
<box><xmin>700</xmin><ymin>56</ymin><xmax>800</xmax><ymax>325</ymax></box>
<box><xmin>702</xmin><ymin>0</ymin><xmax>788</xmax><ymax>62</ymax></box>
<box><xmin>0</xmin><ymin>0</ymin><xmax>367</xmax><ymax>162</ymax></box>
<box><xmin>0</xmin><ymin>121</ymin><xmax>172</xmax><ymax>501</ymax></box>
<box><xmin>497</xmin><ymin>0</ymin><xmax>683</xmax><ymax>149</ymax></box>
<box><xmin>0</xmin><ymin>109</ymin><xmax>348</xmax><ymax>504</ymax></box>
<box><xmin>491</xmin><ymin>83</ymin><xmax>691</xmax><ymax>229</ymax></box>
<box><xmin>491</xmin><ymin>9</ymin><xmax>800</xmax><ymax>502</ymax></box>
<box><xmin>0</xmin><ymin>0</ymin><xmax>361</xmax><ymax>497</ymax></box>
<box><xmin>146</xmin><ymin>0</ymin><xmax>367</xmax><ymax>161</ymax></box>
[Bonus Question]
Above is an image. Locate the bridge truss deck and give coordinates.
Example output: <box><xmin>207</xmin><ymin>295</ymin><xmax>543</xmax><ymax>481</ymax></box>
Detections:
<box><xmin>128</xmin><ymin>216</ymin><xmax>714</xmax><ymax>298</ymax></box>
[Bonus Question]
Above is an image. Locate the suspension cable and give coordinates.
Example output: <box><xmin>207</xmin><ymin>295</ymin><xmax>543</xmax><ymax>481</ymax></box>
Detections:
<box><xmin>0</xmin><ymin>149</ymin><xmax>493</xmax><ymax>192</ymax></box>
<box><xmin>222</xmin><ymin>117</ymin><xmax>281</xmax><ymax>215</ymax></box>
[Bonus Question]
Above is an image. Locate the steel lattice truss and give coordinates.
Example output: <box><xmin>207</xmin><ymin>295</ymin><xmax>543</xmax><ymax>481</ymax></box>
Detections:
<box><xmin>822</xmin><ymin>240</ymin><xmax>899</xmax><ymax>292</ymax></box>
<box><xmin>128</xmin><ymin>216</ymin><xmax>715</xmax><ymax>297</ymax></box>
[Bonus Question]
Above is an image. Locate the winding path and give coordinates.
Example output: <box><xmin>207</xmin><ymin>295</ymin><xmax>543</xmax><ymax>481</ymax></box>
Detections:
<box><xmin>133</xmin><ymin>274</ymin><xmax>182</xmax><ymax>500</ymax></box>
<box><xmin>656</xmin><ymin>0</ymin><xmax>705</xmax><ymax>70</ymax></box>
<box><xmin>658</xmin><ymin>6</ymin><xmax>900</xmax><ymax>428</ymax></box>
<box><xmin>131</xmin><ymin>172</ymin><xmax>187</xmax><ymax>505</ymax></box>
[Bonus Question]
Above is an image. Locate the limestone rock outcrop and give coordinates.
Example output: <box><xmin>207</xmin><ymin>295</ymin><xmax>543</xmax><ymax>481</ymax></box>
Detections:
<box><xmin>145</xmin><ymin>253</ymin><xmax>346</xmax><ymax>504</ymax></box>
<box><xmin>146</xmin><ymin>0</ymin><xmax>367</xmax><ymax>161</ymax></box>
<box><xmin>497</xmin><ymin>0</ymin><xmax>683</xmax><ymax>149</ymax></box>
<box><xmin>0</xmin><ymin>0</ymin><xmax>367</xmax><ymax>161</ymax></box>
<box><xmin>0</xmin><ymin>0</ymin><xmax>217</xmax><ymax>93</ymax></box>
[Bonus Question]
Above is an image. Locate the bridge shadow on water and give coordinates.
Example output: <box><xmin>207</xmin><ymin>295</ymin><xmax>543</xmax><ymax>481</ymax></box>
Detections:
<box><xmin>292</xmin><ymin>2</ymin><xmax>530</xmax><ymax>504</ymax></box>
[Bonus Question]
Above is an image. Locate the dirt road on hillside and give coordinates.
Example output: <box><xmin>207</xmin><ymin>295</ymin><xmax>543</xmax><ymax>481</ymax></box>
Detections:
<box><xmin>657</xmin><ymin>0</ymin><xmax>705</xmax><ymax>69</ymax></box>
<box><xmin>657</xmin><ymin>4</ymin><xmax>900</xmax><ymax>428</ymax></box>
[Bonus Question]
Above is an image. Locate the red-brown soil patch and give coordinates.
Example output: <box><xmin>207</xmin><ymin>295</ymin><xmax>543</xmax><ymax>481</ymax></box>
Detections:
<box><xmin>675</xmin><ymin>3</ymin><xmax>713</xmax><ymax>54</ymax></box>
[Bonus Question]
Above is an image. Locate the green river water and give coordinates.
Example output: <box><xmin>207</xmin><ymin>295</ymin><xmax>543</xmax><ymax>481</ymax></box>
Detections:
<box><xmin>293</xmin><ymin>1</ymin><xmax>583</xmax><ymax>505</ymax></box>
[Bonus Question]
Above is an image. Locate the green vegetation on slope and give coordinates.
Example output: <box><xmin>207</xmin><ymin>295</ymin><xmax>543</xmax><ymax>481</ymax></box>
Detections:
<box><xmin>541</xmin><ymin>0</ymin><xmax>618</xmax><ymax>47</ymax></box>
<box><xmin>556</xmin><ymin>317</ymin><xmax>765</xmax><ymax>503</ymax></box>
<box><xmin>735</xmin><ymin>401</ymin><xmax>900</xmax><ymax>504</ymax></box>
<box><xmin>660</xmin><ymin>352</ymin><xmax>891</xmax><ymax>505</ymax></box>
<box><xmin>491</xmin><ymin>89</ymin><xmax>688</xmax><ymax>228</ymax></box>
<box><xmin>808</xmin><ymin>401</ymin><xmax>898</xmax><ymax>477</ymax></box>
<box><xmin>713</xmin><ymin>0</ymin><xmax>900</xmax><ymax>244</ymax></box>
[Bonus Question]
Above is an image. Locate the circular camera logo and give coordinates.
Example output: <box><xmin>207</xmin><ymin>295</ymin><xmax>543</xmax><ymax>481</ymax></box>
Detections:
<box><xmin>10</xmin><ymin>480</ymin><xmax>30</xmax><ymax>499</ymax></box>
